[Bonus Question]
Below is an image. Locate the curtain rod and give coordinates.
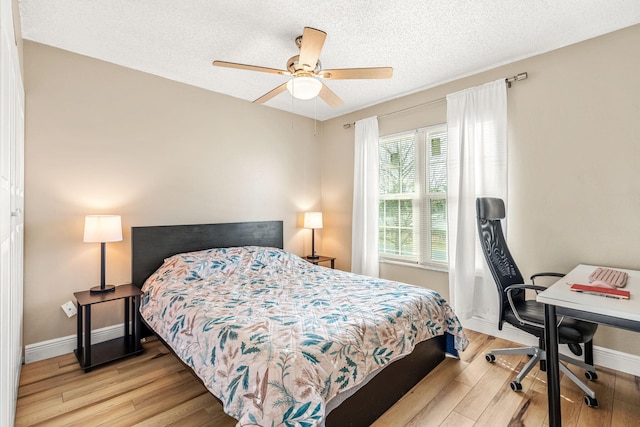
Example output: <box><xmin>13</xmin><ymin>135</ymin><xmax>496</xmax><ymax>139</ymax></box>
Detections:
<box><xmin>343</xmin><ymin>72</ymin><xmax>528</xmax><ymax>129</ymax></box>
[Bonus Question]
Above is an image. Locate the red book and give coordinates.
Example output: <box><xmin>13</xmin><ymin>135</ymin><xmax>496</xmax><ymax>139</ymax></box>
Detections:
<box><xmin>570</xmin><ymin>283</ymin><xmax>630</xmax><ymax>300</ymax></box>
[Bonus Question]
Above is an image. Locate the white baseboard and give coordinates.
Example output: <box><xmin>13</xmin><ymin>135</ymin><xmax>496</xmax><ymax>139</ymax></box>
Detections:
<box><xmin>463</xmin><ymin>316</ymin><xmax>640</xmax><ymax>377</ymax></box>
<box><xmin>24</xmin><ymin>323</ymin><xmax>125</xmax><ymax>364</ymax></box>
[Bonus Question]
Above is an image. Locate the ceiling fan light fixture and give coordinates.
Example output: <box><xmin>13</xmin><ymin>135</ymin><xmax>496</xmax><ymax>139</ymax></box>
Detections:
<box><xmin>286</xmin><ymin>75</ymin><xmax>322</xmax><ymax>100</ymax></box>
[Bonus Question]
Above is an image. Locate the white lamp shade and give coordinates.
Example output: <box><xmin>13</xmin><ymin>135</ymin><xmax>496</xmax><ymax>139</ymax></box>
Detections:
<box><xmin>304</xmin><ymin>212</ymin><xmax>323</xmax><ymax>229</ymax></box>
<box><xmin>83</xmin><ymin>215</ymin><xmax>123</xmax><ymax>243</ymax></box>
<box><xmin>286</xmin><ymin>76</ymin><xmax>322</xmax><ymax>100</ymax></box>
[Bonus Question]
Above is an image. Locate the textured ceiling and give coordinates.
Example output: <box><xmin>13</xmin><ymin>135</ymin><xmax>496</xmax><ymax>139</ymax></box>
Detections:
<box><xmin>18</xmin><ymin>0</ymin><xmax>640</xmax><ymax>121</ymax></box>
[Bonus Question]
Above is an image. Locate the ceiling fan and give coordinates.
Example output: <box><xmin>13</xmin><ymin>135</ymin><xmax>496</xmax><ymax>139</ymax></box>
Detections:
<box><xmin>212</xmin><ymin>27</ymin><xmax>393</xmax><ymax>108</ymax></box>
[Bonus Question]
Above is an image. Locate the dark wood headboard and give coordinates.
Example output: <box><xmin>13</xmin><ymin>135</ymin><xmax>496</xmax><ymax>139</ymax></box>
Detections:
<box><xmin>131</xmin><ymin>220</ymin><xmax>283</xmax><ymax>289</ymax></box>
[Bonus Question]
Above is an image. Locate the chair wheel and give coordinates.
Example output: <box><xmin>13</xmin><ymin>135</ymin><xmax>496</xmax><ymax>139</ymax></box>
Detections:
<box><xmin>585</xmin><ymin>371</ymin><xmax>598</xmax><ymax>381</ymax></box>
<box><xmin>510</xmin><ymin>381</ymin><xmax>523</xmax><ymax>392</ymax></box>
<box><xmin>485</xmin><ymin>354</ymin><xmax>496</xmax><ymax>363</ymax></box>
<box><xmin>584</xmin><ymin>395</ymin><xmax>598</xmax><ymax>408</ymax></box>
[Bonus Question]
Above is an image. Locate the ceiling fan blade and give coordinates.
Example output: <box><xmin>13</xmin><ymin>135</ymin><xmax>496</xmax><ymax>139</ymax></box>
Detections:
<box><xmin>213</xmin><ymin>60</ymin><xmax>289</xmax><ymax>76</ymax></box>
<box><xmin>253</xmin><ymin>82</ymin><xmax>288</xmax><ymax>104</ymax></box>
<box><xmin>318</xmin><ymin>83</ymin><xmax>344</xmax><ymax>108</ymax></box>
<box><xmin>298</xmin><ymin>27</ymin><xmax>326</xmax><ymax>72</ymax></box>
<box><xmin>318</xmin><ymin>67</ymin><xmax>393</xmax><ymax>80</ymax></box>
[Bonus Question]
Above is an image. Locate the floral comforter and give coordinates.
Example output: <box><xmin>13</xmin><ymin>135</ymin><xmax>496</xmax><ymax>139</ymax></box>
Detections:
<box><xmin>140</xmin><ymin>246</ymin><xmax>468</xmax><ymax>427</ymax></box>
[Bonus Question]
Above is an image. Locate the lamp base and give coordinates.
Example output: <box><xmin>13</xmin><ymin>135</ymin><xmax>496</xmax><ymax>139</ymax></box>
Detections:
<box><xmin>306</xmin><ymin>255</ymin><xmax>320</xmax><ymax>260</ymax></box>
<box><xmin>90</xmin><ymin>284</ymin><xmax>116</xmax><ymax>294</ymax></box>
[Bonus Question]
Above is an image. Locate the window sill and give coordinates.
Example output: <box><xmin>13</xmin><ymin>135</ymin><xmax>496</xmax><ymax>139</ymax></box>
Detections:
<box><xmin>379</xmin><ymin>258</ymin><xmax>449</xmax><ymax>273</ymax></box>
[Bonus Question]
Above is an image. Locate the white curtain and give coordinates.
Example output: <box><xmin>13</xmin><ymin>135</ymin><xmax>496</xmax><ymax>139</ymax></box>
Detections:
<box><xmin>446</xmin><ymin>79</ymin><xmax>507</xmax><ymax>325</ymax></box>
<box><xmin>351</xmin><ymin>116</ymin><xmax>380</xmax><ymax>277</ymax></box>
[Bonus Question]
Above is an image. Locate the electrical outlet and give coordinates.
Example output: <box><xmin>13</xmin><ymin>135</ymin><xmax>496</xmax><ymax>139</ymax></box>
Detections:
<box><xmin>61</xmin><ymin>300</ymin><xmax>77</xmax><ymax>318</ymax></box>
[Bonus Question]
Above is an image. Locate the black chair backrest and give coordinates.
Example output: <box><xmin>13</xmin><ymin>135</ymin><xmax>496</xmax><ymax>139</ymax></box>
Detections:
<box><xmin>476</xmin><ymin>197</ymin><xmax>525</xmax><ymax>329</ymax></box>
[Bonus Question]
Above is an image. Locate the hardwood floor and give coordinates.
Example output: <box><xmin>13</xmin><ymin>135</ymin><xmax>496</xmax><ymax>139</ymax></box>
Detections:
<box><xmin>15</xmin><ymin>330</ymin><xmax>640</xmax><ymax>426</ymax></box>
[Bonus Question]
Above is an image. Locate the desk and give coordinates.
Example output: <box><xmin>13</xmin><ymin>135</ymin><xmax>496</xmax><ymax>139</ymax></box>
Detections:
<box><xmin>537</xmin><ymin>264</ymin><xmax>640</xmax><ymax>426</ymax></box>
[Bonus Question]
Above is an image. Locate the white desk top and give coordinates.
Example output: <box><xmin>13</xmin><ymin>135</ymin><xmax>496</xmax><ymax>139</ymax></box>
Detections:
<box><xmin>537</xmin><ymin>264</ymin><xmax>640</xmax><ymax>324</ymax></box>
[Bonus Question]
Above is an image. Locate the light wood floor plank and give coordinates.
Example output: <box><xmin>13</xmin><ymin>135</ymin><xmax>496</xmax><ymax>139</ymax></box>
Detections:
<box><xmin>453</xmin><ymin>335</ymin><xmax>496</xmax><ymax>387</ymax></box>
<box><xmin>612</xmin><ymin>399</ymin><xmax>640</xmax><ymax>426</ymax></box>
<box><xmin>615</xmin><ymin>371</ymin><xmax>640</xmax><ymax>404</ymax></box>
<box><xmin>62</xmin><ymin>353</ymin><xmax>182</xmax><ymax>402</ymax></box>
<box><xmin>17</xmin><ymin>365</ymin><xmax>86</xmax><ymax>399</ymax></box>
<box><xmin>457</xmin><ymin>330</ymin><xmax>491</xmax><ymax>363</ymax></box>
<box><xmin>474</xmin><ymin>376</ymin><xmax>528</xmax><ymax>427</ymax></box>
<box><xmin>16</xmin><ymin>332</ymin><xmax>640</xmax><ymax>426</ymax></box>
<box><xmin>371</xmin><ymin>358</ymin><xmax>467</xmax><ymax>426</ymax></box>
<box><xmin>164</xmin><ymin>408</ymin><xmax>218</xmax><ymax>427</ymax></box>
<box><xmin>68</xmin><ymin>402</ymin><xmax>137</xmax><ymax>427</ymax></box>
<box><xmin>440</xmin><ymin>411</ymin><xmax>476</xmax><ymax>427</ymax></box>
<box><xmin>16</xmin><ymin>367</ymin><xmax>119</xmax><ymax>407</ymax></box>
<box><xmin>509</xmin><ymin>388</ymin><xmax>548</xmax><ymax>427</ymax></box>
<box><xmin>405</xmin><ymin>379</ymin><xmax>472</xmax><ymax>427</ymax></box>
<box><xmin>134</xmin><ymin>392</ymin><xmax>219</xmax><ymax>426</ymax></box>
<box><xmin>575</xmin><ymin>367</ymin><xmax>616</xmax><ymax>427</ymax></box>
<box><xmin>455</xmin><ymin>357</ymin><xmax>523</xmax><ymax>421</ymax></box>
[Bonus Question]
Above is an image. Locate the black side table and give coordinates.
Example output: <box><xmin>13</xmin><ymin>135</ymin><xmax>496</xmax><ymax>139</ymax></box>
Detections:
<box><xmin>304</xmin><ymin>255</ymin><xmax>336</xmax><ymax>269</ymax></box>
<box><xmin>74</xmin><ymin>284</ymin><xmax>143</xmax><ymax>372</ymax></box>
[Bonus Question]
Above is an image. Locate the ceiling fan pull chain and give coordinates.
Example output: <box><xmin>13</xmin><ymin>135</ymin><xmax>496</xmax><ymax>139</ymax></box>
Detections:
<box><xmin>314</xmin><ymin>96</ymin><xmax>318</xmax><ymax>136</ymax></box>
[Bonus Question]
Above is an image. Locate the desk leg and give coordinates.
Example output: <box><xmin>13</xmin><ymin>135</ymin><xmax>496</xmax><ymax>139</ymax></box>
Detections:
<box><xmin>545</xmin><ymin>304</ymin><xmax>561</xmax><ymax>426</ymax></box>
<box><xmin>330</xmin><ymin>259</ymin><xmax>335</xmax><ymax>269</ymax></box>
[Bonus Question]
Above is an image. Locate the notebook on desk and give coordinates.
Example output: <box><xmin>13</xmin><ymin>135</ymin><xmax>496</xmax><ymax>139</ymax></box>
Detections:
<box><xmin>570</xmin><ymin>283</ymin><xmax>630</xmax><ymax>299</ymax></box>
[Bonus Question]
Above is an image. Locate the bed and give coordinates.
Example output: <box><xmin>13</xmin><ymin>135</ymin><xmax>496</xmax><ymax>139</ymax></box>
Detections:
<box><xmin>131</xmin><ymin>220</ymin><xmax>467</xmax><ymax>426</ymax></box>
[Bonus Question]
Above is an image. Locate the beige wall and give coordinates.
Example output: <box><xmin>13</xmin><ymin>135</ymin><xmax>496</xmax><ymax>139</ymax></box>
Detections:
<box><xmin>23</xmin><ymin>41</ymin><xmax>322</xmax><ymax>345</ymax></box>
<box><xmin>321</xmin><ymin>25</ymin><xmax>640</xmax><ymax>354</ymax></box>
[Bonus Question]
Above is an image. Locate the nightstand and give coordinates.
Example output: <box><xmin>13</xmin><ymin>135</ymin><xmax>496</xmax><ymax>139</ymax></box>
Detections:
<box><xmin>304</xmin><ymin>255</ymin><xmax>336</xmax><ymax>269</ymax></box>
<box><xmin>74</xmin><ymin>283</ymin><xmax>143</xmax><ymax>372</ymax></box>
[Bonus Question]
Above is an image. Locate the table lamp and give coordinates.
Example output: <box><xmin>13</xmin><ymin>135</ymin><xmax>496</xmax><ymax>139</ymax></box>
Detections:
<box><xmin>84</xmin><ymin>215</ymin><xmax>122</xmax><ymax>293</ymax></box>
<box><xmin>304</xmin><ymin>212</ymin><xmax>323</xmax><ymax>259</ymax></box>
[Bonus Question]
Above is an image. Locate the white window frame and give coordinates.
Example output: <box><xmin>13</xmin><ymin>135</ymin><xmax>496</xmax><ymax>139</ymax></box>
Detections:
<box><xmin>378</xmin><ymin>123</ymin><xmax>448</xmax><ymax>270</ymax></box>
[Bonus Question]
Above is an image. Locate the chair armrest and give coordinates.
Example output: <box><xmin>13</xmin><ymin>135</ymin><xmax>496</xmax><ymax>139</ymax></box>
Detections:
<box><xmin>505</xmin><ymin>284</ymin><xmax>547</xmax><ymax>293</ymax></box>
<box><xmin>504</xmin><ymin>284</ymin><xmax>546</xmax><ymax>329</ymax></box>
<box><xmin>530</xmin><ymin>272</ymin><xmax>564</xmax><ymax>285</ymax></box>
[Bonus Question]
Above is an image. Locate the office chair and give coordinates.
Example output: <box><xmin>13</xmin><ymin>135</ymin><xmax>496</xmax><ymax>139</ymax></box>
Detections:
<box><xmin>476</xmin><ymin>197</ymin><xmax>599</xmax><ymax>407</ymax></box>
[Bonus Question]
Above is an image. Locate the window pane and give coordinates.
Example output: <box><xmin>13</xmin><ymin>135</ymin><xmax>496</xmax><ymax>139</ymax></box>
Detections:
<box><xmin>428</xmin><ymin>130</ymin><xmax>447</xmax><ymax>193</ymax></box>
<box><xmin>400</xmin><ymin>228</ymin><xmax>415</xmax><ymax>256</ymax></box>
<box><xmin>379</xmin><ymin>140</ymin><xmax>398</xmax><ymax>194</ymax></box>
<box><xmin>399</xmin><ymin>137</ymin><xmax>415</xmax><ymax>193</ymax></box>
<box><xmin>400</xmin><ymin>200</ymin><xmax>413</xmax><ymax>227</ymax></box>
<box><xmin>379</xmin><ymin>135</ymin><xmax>415</xmax><ymax>195</ymax></box>
<box><xmin>382</xmin><ymin>228</ymin><xmax>399</xmax><ymax>255</ymax></box>
<box><xmin>379</xmin><ymin>199</ymin><xmax>416</xmax><ymax>257</ymax></box>
<box><xmin>430</xmin><ymin>199</ymin><xmax>447</xmax><ymax>262</ymax></box>
<box><xmin>384</xmin><ymin>200</ymin><xmax>399</xmax><ymax>226</ymax></box>
<box><xmin>379</xmin><ymin>141</ymin><xmax>392</xmax><ymax>194</ymax></box>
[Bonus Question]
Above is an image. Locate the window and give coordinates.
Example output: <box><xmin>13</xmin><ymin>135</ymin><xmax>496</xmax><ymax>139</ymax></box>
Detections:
<box><xmin>378</xmin><ymin>124</ymin><xmax>447</xmax><ymax>268</ymax></box>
